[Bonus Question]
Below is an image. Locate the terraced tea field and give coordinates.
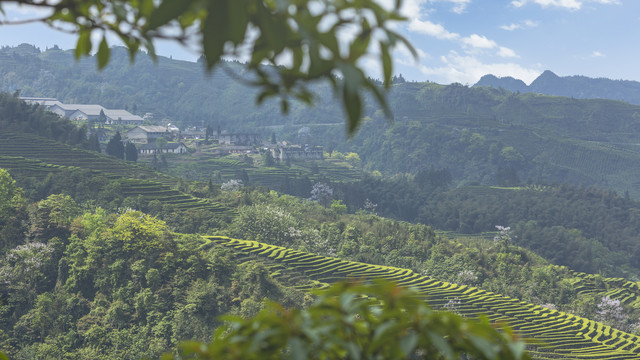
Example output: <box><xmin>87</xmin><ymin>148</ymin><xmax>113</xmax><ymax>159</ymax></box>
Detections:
<box><xmin>0</xmin><ymin>131</ymin><xmax>230</xmax><ymax>215</ymax></box>
<box><xmin>153</xmin><ymin>154</ymin><xmax>362</xmax><ymax>187</ymax></box>
<box><xmin>0</xmin><ymin>131</ymin><xmax>170</xmax><ymax>183</ymax></box>
<box><xmin>567</xmin><ymin>269</ymin><xmax>640</xmax><ymax>309</ymax></box>
<box><xmin>202</xmin><ymin>235</ymin><xmax>640</xmax><ymax>360</ymax></box>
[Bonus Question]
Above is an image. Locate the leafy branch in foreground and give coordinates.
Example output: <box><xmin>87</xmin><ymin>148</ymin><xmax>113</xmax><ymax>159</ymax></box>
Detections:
<box><xmin>165</xmin><ymin>280</ymin><xmax>530</xmax><ymax>360</ymax></box>
<box><xmin>0</xmin><ymin>0</ymin><xmax>416</xmax><ymax>134</ymax></box>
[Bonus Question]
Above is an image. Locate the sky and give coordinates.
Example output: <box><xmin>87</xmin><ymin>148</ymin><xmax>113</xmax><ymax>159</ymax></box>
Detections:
<box><xmin>0</xmin><ymin>0</ymin><xmax>638</xmax><ymax>85</ymax></box>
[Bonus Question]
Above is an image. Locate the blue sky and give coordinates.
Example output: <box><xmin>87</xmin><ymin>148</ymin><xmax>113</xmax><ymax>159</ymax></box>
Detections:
<box><xmin>0</xmin><ymin>0</ymin><xmax>637</xmax><ymax>85</ymax></box>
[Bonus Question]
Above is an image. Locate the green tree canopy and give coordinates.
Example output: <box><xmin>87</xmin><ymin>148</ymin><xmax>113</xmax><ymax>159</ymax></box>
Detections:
<box><xmin>106</xmin><ymin>131</ymin><xmax>125</xmax><ymax>159</ymax></box>
<box><xmin>125</xmin><ymin>142</ymin><xmax>138</xmax><ymax>162</ymax></box>
<box><xmin>110</xmin><ymin>210</ymin><xmax>171</xmax><ymax>253</ymax></box>
<box><xmin>0</xmin><ymin>168</ymin><xmax>26</xmax><ymax>223</ymax></box>
<box><xmin>1</xmin><ymin>0</ymin><xmax>415</xmax><ymax>134</ymax></box>
<box><xmin>168</xmin><ymin>280</ymin><xmax>530</xmax><ymax>360</ymax></box>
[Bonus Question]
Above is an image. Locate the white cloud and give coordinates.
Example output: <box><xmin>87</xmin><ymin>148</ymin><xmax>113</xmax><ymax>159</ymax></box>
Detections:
<box><xmin>394</xmin><ymin>45</ymin><xmax>429</xmax><ymax>72</ymax></box>
<box><xmin>498</xmin><ymin>47</ymin><xmax>518</xmax><ymax>58</ymax></box>
<box><xmin>511</xmin><ymin>0</ymin><xmax>582</xmax><ymax>9</ymax></box>
<box><xmin>409</xmin><ymin>18</ymin><xmax>514</xmax><ymax>61</ymax></box>
<box><xmin>1</xmin><ymin>3</ymin><xmax>55</xmax><ymax>19</ymax></box>
<box><xmin>442</xmin><ymin>0</ymin><xmax>473</xmax><ymax>14</ymax></box>
<box><xmin>416</xmin><ymin>50</ymin><xmax>541</xmax><ymax>84</ymax></box>
<box><xmin>591</xmin><ymin>50</ymin><xmax>605</xmax><ymax>57</ymax></box>
<box><xmin>408</xmin><ymin>19</ymin><xmax>460</xmax><ymax>39</ymax></box>
<box><xmin>375</xmin><ymin>0</ymin><xmax>427</xmax><ymax>20</ymax></box>
<box><xmin>592</xmin><ymin>0</ymin><xmax>620</xmax><ymax>4</ymax></box>
<box><xmin>462</xmin><ymin>34</ymin><xmax>497</xmax><ymax>49</ymax></box>
<box><xmin>510</xmin><ymin>0</ymin><xmax>619</xmax><ymax>10</ymax></box>
<box><xmin>500</xmin><ymin>23</ymin><xmax>521</xmax><ymax>31</ymax></box>
<box><xmin>500</xmin><ymin>20</ymin><xmax>539</xmax><ymax>31</ymax></box>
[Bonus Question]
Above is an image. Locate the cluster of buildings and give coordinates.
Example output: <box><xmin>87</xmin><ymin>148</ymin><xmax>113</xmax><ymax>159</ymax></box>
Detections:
<box><xmin>126</xmin><ymin>125</ymin><xmax>187</xmax><ymax>154</ymax></box>
<box><xmin>21</xmin><ymin>97</ymin><xmax>144</xmax><ymax>125</ymax></box>
<box><xmin>216</xmin><ymin>134</ymin><xmax>324</xmax><ymax>161</ymax></box>
<box><xmin>22</xmin><ymin>97</ymin><xmax>187</xmax><ymax>155</ymax></box>
<box><xmin>270</xmin><ymin>143</ymin><xmax>324</xmax><ymax>162</ymax></box>
<box><xmin>21</xmin><ymin>97</ymin><xmax>324</xmax><ymax>160</ymax></box>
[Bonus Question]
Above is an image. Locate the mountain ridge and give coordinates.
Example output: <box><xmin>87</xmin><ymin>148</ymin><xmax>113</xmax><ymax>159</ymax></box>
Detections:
<box><xmin>474</xmin><ymin>70</ymin><xmax>640</xmax><ymax>105</ymax></box>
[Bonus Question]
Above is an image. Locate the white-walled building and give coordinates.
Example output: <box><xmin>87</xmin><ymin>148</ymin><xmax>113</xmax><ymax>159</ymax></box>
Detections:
<box><xmin>126</xmin><ymin>125</ymin><xmax>172</xmax><ymax>144</ymax></box>
<box><xmin>104</xmin><ymin>109</ymin><xmax>144</xmax><ymax>125</ymax></box>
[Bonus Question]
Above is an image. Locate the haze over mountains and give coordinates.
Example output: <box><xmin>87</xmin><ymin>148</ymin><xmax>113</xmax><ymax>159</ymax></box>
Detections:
<box><xmin>474</xmin><ymin>70</ymin><xmax>640</xmax><ymax>106</ymax></box>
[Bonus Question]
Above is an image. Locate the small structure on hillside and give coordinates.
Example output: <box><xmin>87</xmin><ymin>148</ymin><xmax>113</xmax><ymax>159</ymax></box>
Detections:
<box><xmin>126</xmin><ymin>125</ymin><xmax>172</xmax><ymax>144</ymax></box>
<box><xmin>271</xmin><ymin>144</ymin><xmax>324</xmax><ymax>161</ymax></box>
<box><xmin>20</xmin><ymin>97</ymin><xmax>143</xmax><ymax>125</ymax></box>
<box><xmin>20</xmin><ymin>97</ymin><xmax>62</xmax><ymax>108</ymax></box>
<box><xmin>182</xmin><ymin>127</ymin><xmax>205</xmax><ymax>139</ymax></box>
<box><xmin>219</xmin><ymin>132</ymin><xmax>261</xmax><ymax>146</ymax></box>
<box><xmin>217</xmin><ymin>145</ymin><xmax>256</xmax><ymax>155</ymax></box>
<box><xmin>104</xmin><ymin>109</ymin><xmax>144</xmax><ymax>125</ymax></box>
<box><xmin>138</xmin><ymin>142</ymin><xmax>188</xmax><ymax>154</ymax></box>
<box><xmin>50</xmin><ymin>103</ymin><xmax>106</xmax><ymax>120</ymax></box>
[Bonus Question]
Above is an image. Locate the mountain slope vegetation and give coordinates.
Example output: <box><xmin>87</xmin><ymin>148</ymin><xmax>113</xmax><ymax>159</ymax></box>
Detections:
<box><xmin>4</xmin><ymin>45</ymin><xmax>640</xmax><ymax>358</ymax></box>
<box><xmin>0</xmin><ymin>96</ymin><xmax>640</xmax><ymax>359</ymax></box>
<box><xmin>4</xmin><ymin>45</ymin><xmax>640</xmax><ymax>199</ymax></box>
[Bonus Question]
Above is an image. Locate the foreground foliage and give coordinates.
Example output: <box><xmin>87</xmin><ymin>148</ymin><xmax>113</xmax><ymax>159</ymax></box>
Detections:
<box><xmin>1</xmin><ymin>0</ymin><xmax>413</xmax><ymax>133</ymax></box>
<box><xmin>168</xmin><ymin>280</ymin><xmax>529</xmax><ymax>360</ymax></box>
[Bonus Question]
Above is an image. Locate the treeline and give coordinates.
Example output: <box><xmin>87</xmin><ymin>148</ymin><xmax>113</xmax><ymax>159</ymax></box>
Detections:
<box><xmin>0</xmin><ymin>92</ymin><xmax>87</xmax><ymax>147</ymax></box>
<box><xmin>334</xmin><ymin>173</ymin><xmax>640</xmax><ymax>277</ymax></box>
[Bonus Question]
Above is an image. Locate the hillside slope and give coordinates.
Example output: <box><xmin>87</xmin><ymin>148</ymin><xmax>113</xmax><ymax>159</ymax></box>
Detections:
<box><xmin>5</xmin><ymin>45</ymin><xmax>640</xmax><ymax>198</ymax></box>
<box><xmin>207</xmin><ymin>235</ymin><xmax>640</xmax><ymax>360</ymax></box>
<box><xmin>3</xmin><ymin>99</ymin><xmax>640</xmax><ymax>358</ymax></box>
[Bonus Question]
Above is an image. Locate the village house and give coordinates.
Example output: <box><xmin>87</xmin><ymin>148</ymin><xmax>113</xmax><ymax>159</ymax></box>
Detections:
<box><xmin>182</xmin><ymin>128</ymin><xmax>205</xmax><ymax>140</ymax></box>
<box><xmin>50</xmin><ymin>103</ymin><xmax>106</xmax><ymax>120</ymax></box>
<box><xmin>20</xmin><ymin>97</ymin><xmax>62</xmax><ymax>108</ymax></box>
<box><xmin>138</xmin><ymin>142</ymin><xmax>188</xmax><ymax>155</ymax></box>
<box><xmin>126</xmin><ymin>125</ymin><xmax>172</xmax><ymax>144</ymax></box>
<box><xmin>104</xmin><ymin>109</ymin><xmax>145</xmax><ymax>125</ymax></box>
<box><xmin>21</xmin><ymin>98</ymin><xmax>144</xmax><ymax>125</ymax></box>
<box><xmin>217</xmin><ymin>145</ymin><xmax>255</xmax><ymax>155</ymax></box>
<box><xmin>218</xmin><ymin>132</ymin><xmax>261</xmax><ymax>146</ymax></box>
<box><xmin>271</xmin><ymin>144</ymin><xmax>324</xmax><ymax>161</ymax></box>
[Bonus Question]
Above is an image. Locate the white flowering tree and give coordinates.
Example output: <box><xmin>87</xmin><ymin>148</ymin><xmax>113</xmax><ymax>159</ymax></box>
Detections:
<box><xmin>221</xmin><ymin>179</ymin><xmax>244</xmax><ymax>192</ymax></box>
<box><xmin>309</xmin><ymin>182</ymin><xmax>334</xmax><ymax>208</ymax></box>
<box><xmin>596</xmin><ymin>296</ymin><xmax>640</xmax><ymax>333</ymax></box>
<box><xmin>494</xmin><ymin>225</ymin><xmax>513</xmax><ymax>251</ymax></box>
<box><xmin>0</xmin><ymin>242</ymin><xmax>54</xmax><ymax>305</ymax></box>
<box><xmin>232</xmin><ymin>204</ymin><xmax>300</xmax><ymax>246</ymax></box>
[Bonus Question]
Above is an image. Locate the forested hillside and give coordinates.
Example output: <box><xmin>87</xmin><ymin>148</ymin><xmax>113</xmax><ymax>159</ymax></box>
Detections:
<box><xmin>4</xmin><ymin>44</ymin><xmax>640</xmax><ymax>199</ymax></box>
<box><xmin>3</xmin><ymin>93</ymin><xmax>640</xmax><ymax>358</ymax></box>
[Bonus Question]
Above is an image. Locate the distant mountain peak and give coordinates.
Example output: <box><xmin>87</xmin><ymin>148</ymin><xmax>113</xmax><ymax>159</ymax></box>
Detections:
<box><xmin>473</xmin><ymin>70</ymin><xmax>640</xmax><ymax>105</ymax></box>
<box><xmin>538</xmin><ymin>70</ymin><xmax>559</xmax><ymax>78</ymax></box>
<box><xmin>530</xmin><ymin>70</ymin><xmax>561</xmax><ymax>88</ymax></box>
<box><xmin>474</xmin><ymin>74</ymin><xmax>527</xmax><ymax>92</ymax></box>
